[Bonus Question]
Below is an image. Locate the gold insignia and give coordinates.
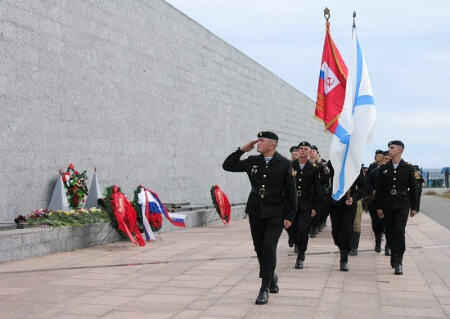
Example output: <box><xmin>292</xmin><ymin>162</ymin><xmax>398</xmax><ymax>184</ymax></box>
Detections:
<box><xmin>291</xmin><ymin>168</ymin><xmax>295</xmax><ymax>176</ymax></box>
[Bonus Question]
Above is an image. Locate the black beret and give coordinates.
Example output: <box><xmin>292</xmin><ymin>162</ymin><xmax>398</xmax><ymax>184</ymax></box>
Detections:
<box><xmin>289</xmin><ymin>146</ymin><xmax>298</xmax><ymax>153</ymax></box>
<box><xmin>298</xmin><ymin>141</ymin><xmax>311</xmax><ymax>148</ymax></box>
<box><xmin>257</xmin><ymin>131</ymin><xmax>278</xmax><ymax>141</ymax></box>
<box><xmin>413</xmin><ymin>165</ymin><xmax>420</xmax><ymax>170</ymax></box>
<box><xmin>388</xmin><ymin>140</ymin><xmax>404</xmax><ymax>147</ymax></box>
<box><xmin>311</xmin><ymin>145</ymin><xmax>318</xmax><ymax>151</ymax></box>
<box><xmin>375</xmin><ymin>149</ymin><xmax>384</xmax><ymax>155</ymax></box>
<box><xmin>383</xmin><ymin>150</ymin><xmax>389</xmax><ymax>156</ymax></box>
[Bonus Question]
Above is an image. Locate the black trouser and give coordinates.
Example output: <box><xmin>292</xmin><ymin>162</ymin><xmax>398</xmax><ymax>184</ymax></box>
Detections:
<box><xmin>311</xmin><ymin>211</ymin><xmax>320</xmax><ymax>230</ymax></box>
<box><xmin>294</xmin><ymin>209</ymin><xmax>312</xmax><ymax>252</ymax></box>
<box><xmin>417</xmin><ymin>191</ymin><xmax>422</xmax><ymax>211</ymax></box>
<box><xmin>329</xmin><ymin>204</ymin><xmax>356</xmax><ymax>251</ymax></box>
<box><xmin>249</xmin><ymin>215</ymin><xmax>284</xmax><ymax>280</ymax></box>
<box><xmin>383</xmin><ymin>208</ymin><xmax>409</xmax><ymax>255</ymax></box>
<box><xmin>320</xmin><ymin>193</ymin><xmax>329</xmax><ymax>225</ymax></box>
<box><xmin>368</xmin><ymin>203</ymin><xmax>384</xmax><ymax>235</ymax></box>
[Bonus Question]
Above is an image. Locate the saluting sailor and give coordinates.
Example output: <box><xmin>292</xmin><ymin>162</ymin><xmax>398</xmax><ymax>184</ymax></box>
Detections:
<box><xmin>222</xmin><ymin>131</ymin><xmax>297</xmax><ymax>305</ymax></box>
<box><xmin>375</xmin><ymin>140</ymin><xmax>418</xmax><ymax>275</ymax></box>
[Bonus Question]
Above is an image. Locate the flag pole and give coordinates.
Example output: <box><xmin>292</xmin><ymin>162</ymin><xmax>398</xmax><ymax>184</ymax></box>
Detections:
<box><xmin>345</xmin><ymin>11</ymin><xmax>357</xmax><ymax>203</ymax></box>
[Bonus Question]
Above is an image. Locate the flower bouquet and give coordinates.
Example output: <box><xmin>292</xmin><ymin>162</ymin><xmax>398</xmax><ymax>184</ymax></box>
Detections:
<box><xmin>14</xmin><ymin>208</ymin><xmax>108</xmax><ymax>228</ymax></box>
<box><xmin>61</xmin><ymin>164</ymin><xmax>89</xmax><ymax>209</ymax></box>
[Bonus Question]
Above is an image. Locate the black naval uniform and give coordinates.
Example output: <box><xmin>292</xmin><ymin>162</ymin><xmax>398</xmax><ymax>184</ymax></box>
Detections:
<box><xmin>316</xmin><ymin>160</ymin><xmax>331</xmax><ymax>231</ymax></box>
<box><xmin>375</xmin><ymin>159</ymin><xmax>418</xmax><ymax>273</ymax></box>
<box><xmin>291</xmin><ymin>160</ymin><xmax>320</xmax><ymax>268</ymax></box>
<box><xmin>366</xmin><ymin>161</ymin><xmax>378</xmax><ymax>175</ymax></box>
<box><xmin>365</xmin><ymin>166</ymin><xmax>386</xmax><ymax>253</ymax></box>
<box><xmin>222</xmin><ymin>149</ymin><xmax>297</xmax><ymax>284</ymax></box>
<box><xmin>328</xmin><ymin>163</ymin><xmax>366</xmax><ymax>271</ymax></box>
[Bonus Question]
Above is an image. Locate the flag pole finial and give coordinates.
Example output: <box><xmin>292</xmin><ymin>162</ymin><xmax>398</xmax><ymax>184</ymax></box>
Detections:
<box><xmin>324</xmin><ymin>7</ymin><xmax>330</xmax><ymax>22</ymax></box>
<box><xmin>353</xmin><ymin>11</ymin><xmax>356</xmax><ymax>29</ymax></box>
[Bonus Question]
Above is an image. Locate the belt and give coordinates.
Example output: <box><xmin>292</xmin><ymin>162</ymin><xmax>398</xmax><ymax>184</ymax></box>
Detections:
<box><xmin>387</xmin><ymin>189</ymin><xmax>407</xmax><ymax>195</ymax></box>
<box><xmin>251</xmin><ymin>187</ymin><xmax>282</xmax><ymax>197</ymax></box>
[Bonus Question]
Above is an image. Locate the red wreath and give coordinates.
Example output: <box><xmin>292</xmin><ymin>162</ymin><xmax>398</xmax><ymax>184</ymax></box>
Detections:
<box><xmin>111</xmin><ymin>185</ymin><xmax>145</xmax><ymax>246</ymax></box>
<box><xmin>211</xmin><ymin>185</ymin><xmax>231</xmax><ymax>225</ymax></box>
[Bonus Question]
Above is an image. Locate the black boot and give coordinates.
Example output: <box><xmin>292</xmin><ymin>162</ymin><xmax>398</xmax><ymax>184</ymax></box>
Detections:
<box><xmin>295</xmin><ymin>250</ymin><xmax>305</xmax><ymax>269</ymax></box>
<box><xmin>375</xmin><ymin>233</ymin><xmax>382</xmax><ymax>253</ymax></box>
<box><xmin>255</xmin><ymin>289</ymin><xmax>269</xmax><ymax>304</ymax></box>
<box><xmin>269</xmin><ymin>273</ymin><xmax>279</xmax><ymax>293</ymax></box>
<box><xmin>256</xmin><ymin>279</ymin><xmax>270</xmax><ymax>304</ymax></box>
<box><xmin>349</xmin><ymin>231</ymin><xmax>360</xmax><ymax>256</ymax></box>
<box><xmin>340</xmin><ymin>250</ymin><xmax>349</xmax><ymax>271</ymax></box>
<box><xmin>390</xmin><ymin>252</ymin><xmax>396</xmax><ymax>269</ymax></box>
<box><xmin>385</xmin><ymin>245</ymin><xmax>391</xmax><ymax>256</ymax></box>
<box><xmin>395</xmin><ymin>254</ymin><xmax>403</xmax><ymax>275</ymax></box>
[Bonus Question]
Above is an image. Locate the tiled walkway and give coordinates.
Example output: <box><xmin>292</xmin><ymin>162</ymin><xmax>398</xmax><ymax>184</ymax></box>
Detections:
<box><xmin>0</xmin><ymin>196</ymin><xmax>449</xmax><ymax>318</ymax></box>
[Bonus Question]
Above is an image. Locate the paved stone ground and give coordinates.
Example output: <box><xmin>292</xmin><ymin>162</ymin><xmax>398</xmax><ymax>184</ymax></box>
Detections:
<box><xmin>0</xmin><ymin>200</ymin><xmax>449</xmax><ymax>319</ymax></box>
<box><xmin>421</xmin><ymin>193</ymin><xmax>450</xmax><ymax>230</ymax></box>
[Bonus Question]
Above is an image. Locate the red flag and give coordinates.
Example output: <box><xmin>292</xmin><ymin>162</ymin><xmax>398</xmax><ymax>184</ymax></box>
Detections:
<box><xmin>315</xmin><ymin>22</ymin><xmax>348</xmax><ymax>133</ymax></box>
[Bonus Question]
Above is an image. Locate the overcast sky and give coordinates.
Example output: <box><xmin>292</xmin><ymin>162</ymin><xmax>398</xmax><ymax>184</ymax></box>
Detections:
<box><xmin>166</xmin><ymin>0</ymin><xmax>450</xmax><ymax>168</ymax></box>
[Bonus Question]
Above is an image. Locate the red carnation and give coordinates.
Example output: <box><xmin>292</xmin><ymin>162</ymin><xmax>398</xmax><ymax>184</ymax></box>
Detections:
<box><xmin>148</xmin><ymin>213</ymin><xmax>162</xmax><ymax>231</ymax></box>
<box><xmin>69</xmin><ymin>163</ymin><xmax>74</xmax><ymax>170</ymax></box>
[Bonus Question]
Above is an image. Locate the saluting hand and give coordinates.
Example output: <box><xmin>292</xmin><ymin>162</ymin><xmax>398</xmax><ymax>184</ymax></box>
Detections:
<box><xmin>410</xmin><ymin>210</ymin><xmax>416</xmax><ymax>217</ymax></box>
<box><xmin>283</xmin><ymin>219</ymin><xmax>292</xmax><ymax>229</ymax></box>
<box><xmin>377</xmin><ymin>209</ymin><xmax>384</xmax><ymax>219</ymax></box>
<box><xmin>240</xmin><ymin>140</ymin><xmax>258</xmax><ymax>152</ymax></box>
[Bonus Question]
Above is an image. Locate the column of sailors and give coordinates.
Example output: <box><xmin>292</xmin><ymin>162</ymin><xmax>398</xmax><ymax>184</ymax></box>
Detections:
<box><xmin>223</xmin><ymin>133</ymin><xmax>418</xmax><ymax>305</ymax></box>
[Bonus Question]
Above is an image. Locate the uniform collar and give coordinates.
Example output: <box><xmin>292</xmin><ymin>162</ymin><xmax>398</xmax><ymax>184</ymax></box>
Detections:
<box><xmin>293</xmin><ymin>159</ymin><xmax>311</xmax><ymax>169</ymax></box>
<box><xmin>259</xmin><ymin>151</ymin><xmax>282</xmax><ymax>165</ymax></box>
<box><xmin>387</xmin><ymin>159</ymin><xmax>406</xmax><ymax>168</ymax></box>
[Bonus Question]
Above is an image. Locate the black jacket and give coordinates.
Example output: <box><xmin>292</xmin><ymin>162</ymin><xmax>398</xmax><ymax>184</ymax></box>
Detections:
<box><xmin>375</xmin><ymin>159</ymin><xmax>418</xmax><ymax>210</ymax></box>
<box><xmin>365</xmin><ymin>166</ymin><xmax>379</xmax><ymax>195</ymax></box>
<box><xmin>223</xmin><ymin>149</ymin><xmax>297</xmax><ymax>221</ymax></box>
<box><xmin>292</xmin><ymin>160</ymin><xmax>320</xmax><ymax>211</ymax></box>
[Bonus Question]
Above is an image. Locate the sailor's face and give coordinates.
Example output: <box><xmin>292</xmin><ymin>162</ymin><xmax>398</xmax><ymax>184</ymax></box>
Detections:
<box><xmin>257</xmin><ymin>138</ymin><xmax>273</xmax><ymax>153</ymax></box>
<box><xmin>298</xmin><ymin>146</ymin><xmax>311</xmax><ymax>159</ymax></box>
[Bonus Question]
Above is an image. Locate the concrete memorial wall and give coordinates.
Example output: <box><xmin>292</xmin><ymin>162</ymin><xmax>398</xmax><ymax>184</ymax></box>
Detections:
<box><xmin>0</xmin><ymin>0</ymin><xmax>331</xmax><ymax>223</ymax></box>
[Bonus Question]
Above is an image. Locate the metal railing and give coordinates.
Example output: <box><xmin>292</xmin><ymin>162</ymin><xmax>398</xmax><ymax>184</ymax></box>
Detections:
<box><xmin>421</xmin><ymin>168</ymin><xmax>449</xmax><ymax>188</ymax></box>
